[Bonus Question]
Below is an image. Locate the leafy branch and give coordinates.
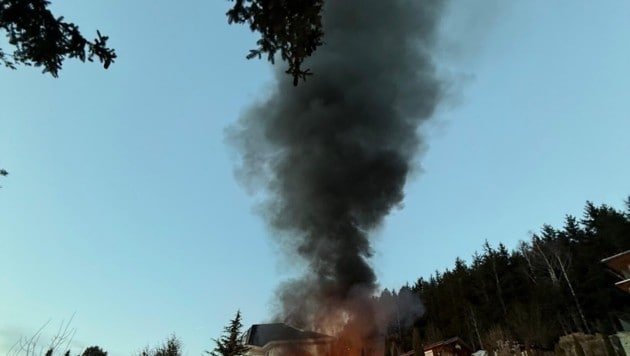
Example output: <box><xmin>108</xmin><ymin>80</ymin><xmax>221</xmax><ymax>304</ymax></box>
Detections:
<box><xmin>0</xmin><ymin>0</ymin><xmax>116</xmax><ymax>76</ymax></box>
<box><xmin>226</xmin><ymin>0</ymin><xmax>324</xmax><ymax>86</ymax></box>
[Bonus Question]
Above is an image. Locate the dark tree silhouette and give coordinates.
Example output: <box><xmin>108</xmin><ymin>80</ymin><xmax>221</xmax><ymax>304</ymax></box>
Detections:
<box><xmin>207</xmin><ymin>310</ymin><xmax>249</xmax><ymax>356</ymax></box>
<box><xmin>225</xmin><ymin>0</ymin><xmax>324</xmax><ymax>86</ymax></box>
<box><xmin>376</xmin><ymin>198</ymin><xmax>630</xmax><ymax>353</ymax></box>
<box><xmin>138</xmin><ymin>335</ymin><xmax>182</xmax><ymax>356</ymax></box>
<box><xmin>0</xmin><ymin>0</ymin><xmax>116</xmax><ymax>76</ymax></box>
<box><xmin>82</xmin><ymin>346</ymin><xmax>107</xmax><ymax>356</ymax></box>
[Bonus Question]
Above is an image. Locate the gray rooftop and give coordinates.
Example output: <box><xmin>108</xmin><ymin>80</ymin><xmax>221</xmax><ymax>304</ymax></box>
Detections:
<box><xmin>244</xmin><ymin>323</ymin><xmax>332</xmax><ymax>347</ymax></box>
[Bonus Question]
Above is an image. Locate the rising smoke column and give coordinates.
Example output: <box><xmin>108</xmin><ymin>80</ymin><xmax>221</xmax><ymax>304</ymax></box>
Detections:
<box><xmin>230</xmin><ymin>0</ymin><xmax>446</xmax><ymax>336</ymax></box>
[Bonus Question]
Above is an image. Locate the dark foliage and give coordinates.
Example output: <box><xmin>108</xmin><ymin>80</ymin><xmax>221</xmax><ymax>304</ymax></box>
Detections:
<box><xmin>138</xmin><ymin>335</ymin><xmax>182</xmax><ymax>356</ymax></box>
<box><xmin>82</xmin><ymin>346</ymin><xmax>107</xmax><ymax>356</ymax></box>
<box><xmin>0</xmin><ymin>0</ymin><xmax>116</xmax><ymax>76</ymax></box>
<box><xmin>207</xmin><ymin>310</ymin><xmax>249</xmax><ymax>356</ymax></box>
<box><xmin>225</xmin><ymin>0</ymin><xmax>324</xmax><ymax>86</ymax></box>
<box><xmin>376</xmin><ymin>199</ymin><xmax>630</xmax><ymax>352</ymax></box>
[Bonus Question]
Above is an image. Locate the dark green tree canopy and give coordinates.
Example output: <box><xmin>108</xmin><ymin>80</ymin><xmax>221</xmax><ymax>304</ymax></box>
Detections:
<box><xmin>226</xmin><ymin>0</ymin><xmax>324</xmax><ymax>86</ymax></box>
<box><xmin>376</xmin><ymin>198</ymin><xmax>630</xmax><ymax>352</ymax></box>
<box><xmin>82</xmin><ymin>346</ymin><xmax>108</xmax><ymax>356</ymax></box>
<box><xmin>208</xmin><ymin>310</ymin><xmax>249</xmax><ymax>356</ymax></box>
<box><xmin>0</xmin><ymin>0</ymin><xmax>116</xmax><ymax>76</ymax></box>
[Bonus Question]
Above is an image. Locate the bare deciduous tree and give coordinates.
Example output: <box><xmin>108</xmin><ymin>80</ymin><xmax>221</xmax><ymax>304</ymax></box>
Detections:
<box><xmin>7</xmin><ymin>315</ymin><xmax>76</xmax><ymax>356</ymax></box>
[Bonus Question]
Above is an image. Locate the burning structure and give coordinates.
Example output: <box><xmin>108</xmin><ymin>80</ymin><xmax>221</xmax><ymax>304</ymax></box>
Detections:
<box><xmin>242</xmin><ymin>323</ymin><xmax>334</xmax><ymax>356</ymax></box>
<box><xmin>230</xmin><ymin>0</ymin><xmax>447</xmax><ymax>353</ymax></box>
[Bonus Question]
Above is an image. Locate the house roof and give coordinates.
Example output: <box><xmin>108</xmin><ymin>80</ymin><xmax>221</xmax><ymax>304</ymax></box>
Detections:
<box><xmin>401</xmin><ymin>337</ymin><xmax>473</xmax><ymax>356</ymax></box>
<box><xmin>244</xmin><ymin>323</ymin><xmax>332</xmax><ymax>347</ymax></box>
<box><xmin>424</xmin><ymin>337</ymin><xmax>473</xmax><ymax>352</ymax></box>
<box><xmin>615</xmin><ymin>278</ymin><xmax>630</xmax><ymax>294</ymax></box>
<box><xmin>601</xmin><ymin>250</ymin><xmax>630</xmax><ymax>278</ymax></box>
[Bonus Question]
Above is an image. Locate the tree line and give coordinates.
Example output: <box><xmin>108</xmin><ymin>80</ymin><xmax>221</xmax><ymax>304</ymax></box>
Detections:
<box><xmin>376</xmin><ymin>198</ymin><xmax>630</xmax><ymax>352</ymax></box>
<box><xmin>14</xmin><ymin>198</ymin><xmax>628</xmax><ymax>356</ymax></box>
<box><xmin>8</xmin><ymin>311</ymin><xmax>249</xmax><ymax>356</ymax></box>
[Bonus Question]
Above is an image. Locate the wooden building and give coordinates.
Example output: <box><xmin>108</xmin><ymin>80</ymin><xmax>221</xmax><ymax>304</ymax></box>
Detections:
<box><xmin>601</xmin><ymin>249</ymin><xmax>630</xmax><ymax>294</ymax></box>
<box><xmin>401</xmin><ymin>337</ymin><xmax>473</xmax><ymax>356</ymax></box>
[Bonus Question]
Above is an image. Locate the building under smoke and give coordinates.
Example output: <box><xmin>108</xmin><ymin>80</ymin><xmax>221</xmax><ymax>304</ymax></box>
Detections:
<box><xmin>242</xmin><ymin>323</ymin><xmax>334</xmax><ymax>356</ymax></box>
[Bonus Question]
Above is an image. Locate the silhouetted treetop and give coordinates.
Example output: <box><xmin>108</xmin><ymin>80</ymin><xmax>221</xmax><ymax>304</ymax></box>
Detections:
<box><xmin>139</xmin><ymin>335</ymin><xmax>182</xmax><ymax>356</ymax></box>
<box><xmin>0</xmin><ymin>0</ymin><xmax>116</xmax><ymax>76</ymax></box>
<box><xmin>82</xmin><ymin>346</ymin><xmax>108</xmax><ymax>356</ymax></box>
<box><xmin>226</xmin><ymin>0</ymin><xmax>324</xmax><ymax>86</ymax></box>
<box><xmin>208</xmin><ymin>310</ymin><xmax>249</xmax><ymax>356</ymax></box>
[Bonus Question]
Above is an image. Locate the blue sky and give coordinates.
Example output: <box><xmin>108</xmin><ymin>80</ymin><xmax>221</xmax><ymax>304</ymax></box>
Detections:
<box><xmin>1</xmin><ymin>1</ymin><xmax>629</xmax><ymax>355</ymax></box>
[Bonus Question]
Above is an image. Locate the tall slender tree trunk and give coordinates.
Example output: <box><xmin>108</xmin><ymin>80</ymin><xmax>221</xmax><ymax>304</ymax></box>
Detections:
<box><xmin>489</xmin><ymin>254</ymin><xmax>507</xmax><ymax>316</ymax></box>
<box><xmin>533</xmin><ymin>239</ymin><xmax>559</xmax><ymax>285</ymax></box>
<box><xmin>413</xmin><ymin>326</ymin><xmax>424</xmax><ymax>356</ymax></box>
<box><xmin>520</xmin><ymin>243</ymin><xmax>538</xmax><ymax>284</ymax></box>
<box><xmin>469</xmin><ymin>305</ymin><xmax>484</xmax><ymax>350</ymax></box>
<box><xmin>554</xmin><ymin>253</ymin><xmax>590</xmax><ymax>334</ymax></box>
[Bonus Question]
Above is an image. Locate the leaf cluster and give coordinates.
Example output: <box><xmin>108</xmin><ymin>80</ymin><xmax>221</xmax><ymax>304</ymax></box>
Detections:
<box><xmin>226</xmin><ymin>0</ymin><xmax>324</xmax><ymax>86</ymax></box>
<box><xmin>0</xmin><ymin>0</ymin><xmax>116</xmax><ymax>76</ymax></box>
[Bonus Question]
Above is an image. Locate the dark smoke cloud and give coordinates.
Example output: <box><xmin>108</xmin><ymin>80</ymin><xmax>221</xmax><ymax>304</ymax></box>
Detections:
<box><xmin>229</xmin><ymin>0</ymin><xmax>446</xmax><ymax>333</ymax></box>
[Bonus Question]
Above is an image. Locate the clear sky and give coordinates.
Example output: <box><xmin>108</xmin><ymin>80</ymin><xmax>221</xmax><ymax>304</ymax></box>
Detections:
<box><xmin>1</xmin><ymin>1</ymin><xmax>629</xmax><ymax>355</ymax></box>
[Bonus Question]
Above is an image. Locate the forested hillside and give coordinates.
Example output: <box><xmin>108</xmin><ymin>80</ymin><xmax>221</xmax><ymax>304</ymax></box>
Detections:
<box><xmin>378</xmin><ymin>199</ymin><xmax>630</xmax><ymax>351</ymax></box>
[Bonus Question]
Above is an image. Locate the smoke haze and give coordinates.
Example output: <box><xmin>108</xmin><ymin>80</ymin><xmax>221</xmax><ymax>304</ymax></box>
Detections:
<box><xmin>230</xmin><ymin>0</ymin><xmax>447</xmax><ymax>337</ymax></box>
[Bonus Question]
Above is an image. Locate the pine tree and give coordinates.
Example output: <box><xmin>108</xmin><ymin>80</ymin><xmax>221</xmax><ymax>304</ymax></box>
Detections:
<box><xmin>208</xmin><ymin>310</ymin><xmax>249</xmax><ymax>356</ymax></box>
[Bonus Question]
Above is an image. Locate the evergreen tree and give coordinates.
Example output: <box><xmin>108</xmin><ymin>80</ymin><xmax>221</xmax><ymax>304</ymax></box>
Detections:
<box><xmin>379</xmin><ymin>198</ymin><xmax>630</xmax><ymax>351</ymax></box>
<box><xmin>208</xmin><ymin>310</ymin><xmax>249</xmax><ymax>356</ymax></box>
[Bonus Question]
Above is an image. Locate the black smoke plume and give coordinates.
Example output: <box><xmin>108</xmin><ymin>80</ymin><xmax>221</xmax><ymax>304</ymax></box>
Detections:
<box><xmin>230</xmin><ymin>0</ymin><xmax>446</xmax><ymax>337</ymax></box>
